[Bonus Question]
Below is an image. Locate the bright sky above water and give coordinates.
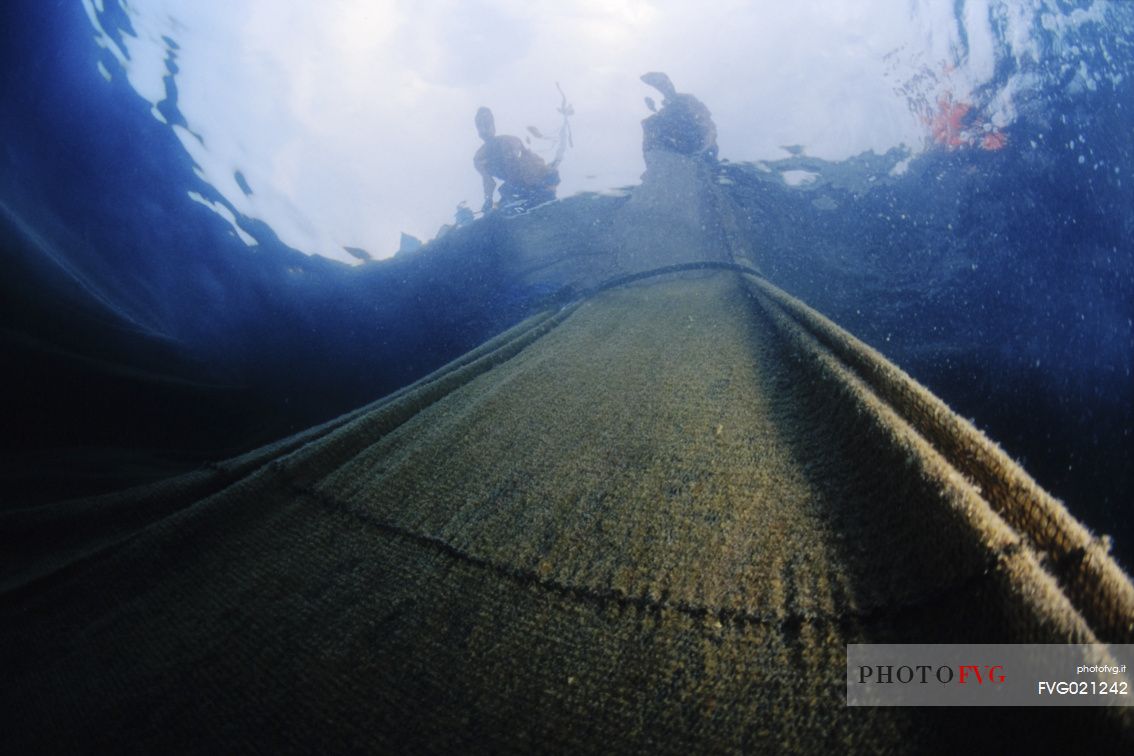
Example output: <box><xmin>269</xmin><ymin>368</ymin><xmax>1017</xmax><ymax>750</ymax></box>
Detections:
<box><xmin>81</xmin><ymin>0</ymin><xmax>1101</xmax><ymax>263</ymax></box>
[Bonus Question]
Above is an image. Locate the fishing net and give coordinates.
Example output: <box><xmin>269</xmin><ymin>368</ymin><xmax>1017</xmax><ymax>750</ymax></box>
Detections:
<box><xmin>3</xmin><ymin>267</ymin><xmax>1131</xmax><ymax>752</ymax></box>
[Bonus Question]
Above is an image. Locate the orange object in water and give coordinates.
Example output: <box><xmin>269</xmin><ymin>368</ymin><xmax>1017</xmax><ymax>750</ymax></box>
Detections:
<box><xmin>981</xmin><ymin>130</ymin><xmax>1008</xmax><ymax>150</ymax></box>
<box><xmin>930</xmin><ymin>95</ymin><xmax>972</xmax><ymax>150</ymax></box>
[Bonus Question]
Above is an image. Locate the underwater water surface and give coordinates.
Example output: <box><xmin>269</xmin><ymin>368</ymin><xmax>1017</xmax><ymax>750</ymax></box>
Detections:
<box><xmin>1</xmin><ymin>0</ymin><xmax>1132</xmax><ymax>571</ymax></box>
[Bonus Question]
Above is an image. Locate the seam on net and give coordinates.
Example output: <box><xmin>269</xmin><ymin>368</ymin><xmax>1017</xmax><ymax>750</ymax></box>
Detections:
<box><xmin>289</xmin><ymin>477</ymin><xmax>1021</xmax><ymax>631</ymax></box>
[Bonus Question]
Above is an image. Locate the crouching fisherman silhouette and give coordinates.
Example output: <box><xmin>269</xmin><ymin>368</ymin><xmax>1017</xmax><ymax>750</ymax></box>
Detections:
<box><xmin>474</xmin><ymin>106</ymin><xmax>560</xmax><ymax>214</ymax></box>
<box><xmin>640</xmin><ymin>72</ymin><xmax>718</xmax><ymax>164</ymax></box>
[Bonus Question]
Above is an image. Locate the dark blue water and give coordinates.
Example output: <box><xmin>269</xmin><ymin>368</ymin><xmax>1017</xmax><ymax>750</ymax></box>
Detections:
<box><xmin>1</xmin><ymin>1</ymin><xmax>1131</xmax><ymax>567</ymax></box>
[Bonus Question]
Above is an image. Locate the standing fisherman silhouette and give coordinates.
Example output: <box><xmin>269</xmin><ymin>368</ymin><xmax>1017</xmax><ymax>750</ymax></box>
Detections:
<box><xmin>473</xmin><ymin>107</ymin><xmax>561</xmax><ymax>214</ymax></box>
